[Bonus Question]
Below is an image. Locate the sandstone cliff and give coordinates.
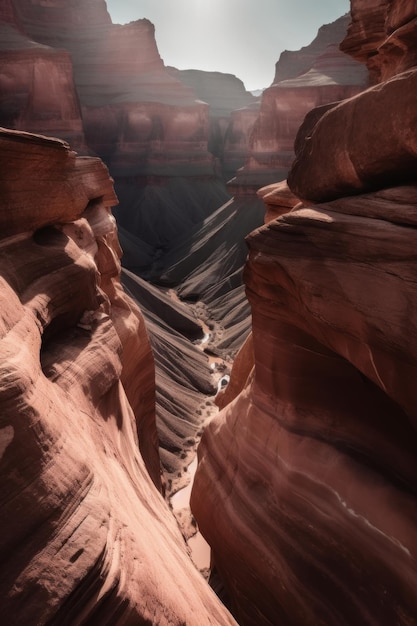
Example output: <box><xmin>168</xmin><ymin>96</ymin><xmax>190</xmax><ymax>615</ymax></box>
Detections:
<box><xmin>0</xmin><ymin>0</ymin><xmax>256</xmax><ymax>489</ymax></box>
<box><xmin>0</xmin><ymin>22</ymin><xmax>85</xmax><ymax>149</ymax></box>
<box><xmin>229</xmin><ymin>14</ymin><xmax>368</xmax><ymax>194</ymax></box>
<box><xmin>191</xmin><ymin>2</ymin><xmax>417</xmax><ymax>624</ymax></box>
<box><xmin>0</xmin><ymin>128</ymin><xmax>236</xmax><ymax>625</ymax></box>
<box><xmin>167</xmin><ymin>68</ymin><xmax>260</xmax><ymax>179</ymax></box>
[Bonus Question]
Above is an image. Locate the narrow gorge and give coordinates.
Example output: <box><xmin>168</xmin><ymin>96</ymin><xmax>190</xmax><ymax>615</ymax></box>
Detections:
<box><xmin>1</xmin><ymin>0</ymin><xmax>416</xmax><ymax>624</ymax></box>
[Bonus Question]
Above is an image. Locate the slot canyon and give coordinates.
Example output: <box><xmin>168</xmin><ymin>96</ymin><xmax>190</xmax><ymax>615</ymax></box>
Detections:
<box><xmin>0</xmin><ymin>0</ymin><xmax>416</xmax><ymax>624</ymax></box>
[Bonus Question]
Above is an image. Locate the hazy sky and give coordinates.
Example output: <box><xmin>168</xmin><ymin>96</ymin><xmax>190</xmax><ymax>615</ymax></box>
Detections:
<box><xmin>105</xmin><ymin>0</ymin><xmax>351</xmax><ymax>91</ymax></box>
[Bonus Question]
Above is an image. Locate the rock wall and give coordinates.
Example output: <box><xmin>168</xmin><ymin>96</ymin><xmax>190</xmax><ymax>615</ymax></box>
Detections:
<box><xmin>0</xmin><ymin>23</ymin><xmax>86</xmax><ymax>149</ymax></box>
<box><xmin>229</xmin><ymin>14</ymin><xmax>368</xmax><ymax>194</ymax></box>
<box><xmin>167</xmin><ymin>68</ymin><xmax>259</xmax><ymax>178</ymax></box>
<box><xmin>0</xmin><ymin>128</ymin><xmax>236</xmax><ymax>625</ymax></box>
<box><xmin>340</xmin><ymin>0</ymin><xmax>417</xmax><ymax>84</ymax></box>
<box><xmin>3</xmin><ymin>1</ymin><xmax>213</xmax><ymax>175</ymax></box>
<box><xmin>191</xmin><ymin>2</ymin><xmax>417</xmax><ymax>624</ymax></box>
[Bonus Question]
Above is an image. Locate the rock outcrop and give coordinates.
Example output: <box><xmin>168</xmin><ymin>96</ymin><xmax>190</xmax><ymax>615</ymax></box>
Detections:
<box><xmin>0</xmin><ymin>22</ymin><xmax>85</xmax><ymax>149</ymax></box>
<box><xmin>192</xmin><ymin>2</ymin><xmax>417</xmax><ymax>624</ymax></box>
<box><xmin>0</xmin><ymin>128</ymin><xmax>236</xmax><ymax>625</ymax></box>
<box><xmin>167</xmin><ymin>68</ymin><xmax>259</xmax><ymax>178</ymax></box>
<box><xmin>0</xmin><ymin>0</ymin><xmax>255</xmax><ymax>488</ymax></box>
<box><xmin>339</xmin><ymin>0</ymin><xmax>417</xmax><ymax>84</ymax></box>
<box><xmin>229</xmin><ymin>14</ymin><xmax>368</xmax><ymax>193</ymax></box>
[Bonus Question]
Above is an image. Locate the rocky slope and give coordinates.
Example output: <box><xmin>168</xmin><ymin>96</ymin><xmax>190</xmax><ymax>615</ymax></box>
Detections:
<box><xmin>0</xmin><ymin>128</ymin><xmax>236</xmax><ymax>625</ymax></box>
<box><xmin>191</xmin><ymin>2</ymin><xmax>417</xmax><ymax>624</ymax></box>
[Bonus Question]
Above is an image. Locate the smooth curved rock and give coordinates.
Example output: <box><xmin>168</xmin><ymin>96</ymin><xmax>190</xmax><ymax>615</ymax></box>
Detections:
<box><xmin>192</xmin><ymin>187</ymin><xmax>417</xmax><ymax>624</ymax></box>
<box><xmin>257</xmin><ymin>180</ymin><xmax>300</xmax><ymax>223</ymax></box>
<box><xmin>288</xmin><ymin>68</ymin><xmax>417</xmax><ymax>202</ymax></box>
<box><xmin>192</xmin><ymin>3</ymin><xmax>417</xmax><ymax>623</ymax></box>
<box><xmin>0</xmin><ymin>129</ymin><xmax>237</xmax><ymax>625</ymax></box>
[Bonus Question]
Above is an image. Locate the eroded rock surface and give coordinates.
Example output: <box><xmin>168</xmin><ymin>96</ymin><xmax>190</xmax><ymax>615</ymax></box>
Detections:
<box><xmin>0</xmin><ymin>128</ymin><xmax>236</xmax><ymax>625</ymax></box>
<box><xmin>229</xmin><ymin>14</ymin><xmax>368</xmax><ymax>193</ymax></box>
<box><xmin>341</xmin><ymin>0</ymin><xmax>417</xmax><ymax>83</ymax></box>
<box><xmin>0</xmin><ymin>22</ymin><xmax>86</xmax><ymax>149</ymax></box>
<box><xmin>192</xmin><ymin>2</ymin><xmax>417</xmax><ymax>624</ymax></box>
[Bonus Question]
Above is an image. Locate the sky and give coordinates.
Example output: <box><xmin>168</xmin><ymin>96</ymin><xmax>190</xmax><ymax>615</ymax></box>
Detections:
<box><xmin>105</xmin><ymin>0</ymin><xmax>351</xmax><ymax>91</ymax></box>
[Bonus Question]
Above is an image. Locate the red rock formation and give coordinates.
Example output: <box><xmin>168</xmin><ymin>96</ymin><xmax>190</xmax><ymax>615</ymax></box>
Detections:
<box><xmin>257</xmin><ymin>180</ymin><xmax>300</xmax><ymax>223</ymax></box>
<box><xmin>223</xmin><ymin>103</ymin><xmax>260</xmax><ymax>179</ymax></box>
<box><xmin>339</xmin><ymin>0</ymin><xmax>387</xmax><ymax>78</ymax></box>
<box><xmin>0</xmin><ymin>0</ymin><xmax>14</xmax><ymax>24</ymax></box>
<box><xmin>0</xmin><ymin>128</ymin><xmax>237</xmax><ymax>624</ymax></box>
<box><xmin>229</xmin><ymin>15</ymin><xmax>368</xmax><ymax>194</ymax></box>
<box><xmin>194</xmin><ymin>184</ymin><xmax>417</xmax><ymax>625</ymax></box>
<box><xmin>273</xmin><ymin>12</ymin><xmax>352</xmax><ymax>83</ymax></box>
<box><xmin>192</xmin><ymin>2</ymin><xmax>417</xmax><ymax>624</ymax></box>
<box><xmin>167</xmin><ymin>68</ymin><xmax>259</xmax><ymax>177</ymax></box>
<box><xmin>341</xmin><ymin>0</ymin><xmax>417</xmax><ymax>84</ymax></box>
<box><xmin>0</xmin><ymin>23</ymin><xmax>86</xmax><ymax>149</ymax></box>
<box><xmin>288</xmin><ymin>67</ymin><xmax>417</xmax><ymax>202</ymax></box>
<box><xmin>6</xmin><ymin>1</ymin><xmax>212</xmax><ymax>174</ymax></box>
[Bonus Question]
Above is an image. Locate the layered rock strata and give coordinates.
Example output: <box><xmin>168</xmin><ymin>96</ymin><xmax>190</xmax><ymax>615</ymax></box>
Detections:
<box><xmin>0</xmin><ymin>23</ymin><xmax>85</xmax><ymax>149</ymax></box>
<box><xmin>229</xmin><ymin>14</ymin><xmax>368</xmax><ymax>194</ymax></box>
<box><xmin>0</xmin><ymin>128</ymin><xmax>236</xmax><ymax>625</ymax></box>
<box><xmin>167</xmin><ymin>68</ymin><xmax>259</xmax><ymax>177</ymax></box>
<box><xmin>192</xmin><ymin>2</ymin><xmax>417</xmax><ymax>624</ymax></box>
<box><xmin>5</xmin><ymin>1</ymin><xmax>212</xmax><ymax>177</ymax></box>
<box><xmin>340</xmin><ymin>0</ymin><xmax>417</xmax><ymax>84</ymax></box>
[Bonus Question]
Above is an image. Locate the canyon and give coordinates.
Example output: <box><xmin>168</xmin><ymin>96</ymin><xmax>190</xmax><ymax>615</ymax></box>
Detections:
<box><xmin>1</xmin><ymin>0</ymin><xmax>416</xmax><ymax>624</ymax></box>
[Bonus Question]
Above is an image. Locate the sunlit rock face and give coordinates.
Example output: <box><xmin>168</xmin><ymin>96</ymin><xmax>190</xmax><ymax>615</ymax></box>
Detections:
<box><xmin>229</xmin><ymin>14</ymin><xmax>368</xmax><ymax>195</ymax></box>
<box><xmin>0</xmin><ymin>128</ymin><xmax>237</xmax><ymax>625</ymax></box>
<box><xmin>192</xmin><ymin>2</ymin><xmax>417</xmax><ymax>624</ymax></box>
<box><xmin>0</xmin><ymin>125</ymin><xmax>160</xmax><ymax>489</ymax></box>
<box><xmin>193</xmin><ymin>192</ymin><xmax>417</xmax><ymax>624</ymax></box>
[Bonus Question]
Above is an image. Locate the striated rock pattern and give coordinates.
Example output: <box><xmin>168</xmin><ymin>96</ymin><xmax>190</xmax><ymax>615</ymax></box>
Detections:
<box><xmin>194</xmin><ymin>185</ymin><xmax>417</xmax><ymax>625</ymax></box>
<box><xmin>273</xmin><ymin>12</ymin><xmax>352</xmax><ymax>83</ymax></box>
<box><xmin>5</xmin><ymin>1</ymin><xmax>213</xmax><ymax>177</ymax></box>
<box><xmin>339</xmin><ymin>0</ymin><xmax>387</xmax><ymax>79</ymax></box>
<box><xmin>256</xmin><ymin>180</ymin><xmax>300</xmax><ymax>223</ymax></box>
<box><xmin>340</xmin><ymin>0</ymin><xmax>417</xmax><ymax>84</ymax></box>
<box><xmin>0</xmin><ymin>128</ymin><xmax>237</xmax><ymax>625</ymax></box>
<box><xmin>229</xmin><ymin>14</ymin><xmax>368</xmax><ymax>194</ymax></box>
<box><xmin>222</xmin><ymin>103</ymin><xmax>261</xmax><ymax>180</ymax></box>
<box><xmin>192</xmin><ymin>1</ymin><xmax>417</xmax><ymax>624</ymax></box>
